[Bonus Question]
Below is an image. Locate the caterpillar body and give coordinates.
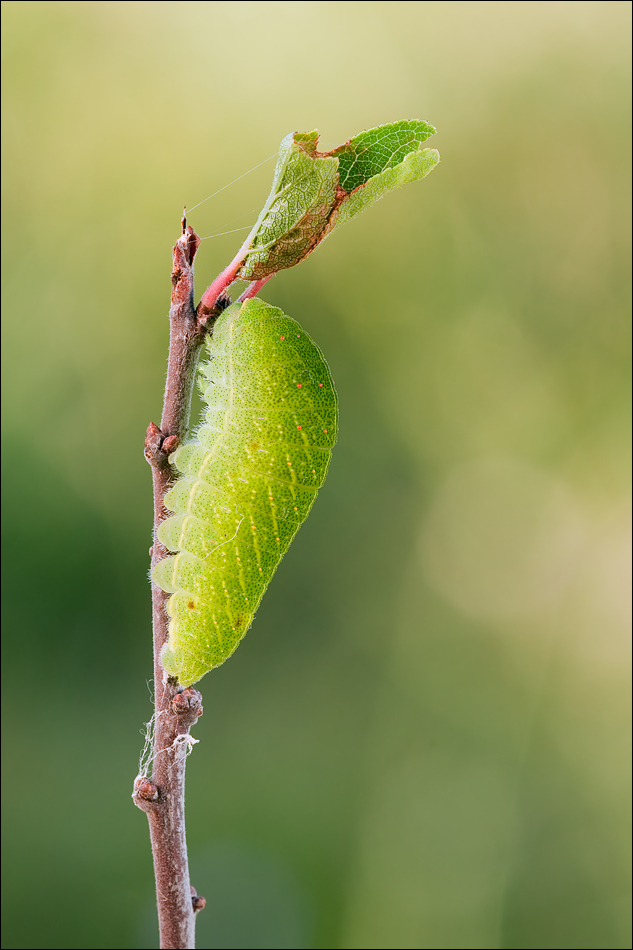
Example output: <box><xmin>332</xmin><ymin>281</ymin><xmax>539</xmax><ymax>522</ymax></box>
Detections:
<box><xmin>152</xmin><ymin>297</ymin><xmax>338</xmax><ymax>686</ymax></box>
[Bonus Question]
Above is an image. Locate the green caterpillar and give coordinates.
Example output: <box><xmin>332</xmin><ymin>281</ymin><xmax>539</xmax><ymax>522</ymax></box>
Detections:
<box><xmin>152</xmin><ymin>297</ymin><xmax>338</xmax><ymax>686</ymax></box>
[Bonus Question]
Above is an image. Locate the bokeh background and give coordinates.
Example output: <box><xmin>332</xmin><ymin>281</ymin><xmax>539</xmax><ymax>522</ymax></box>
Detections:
<box><xmin>2</xmin><ymin>2</ymin><xmax>630</xmax><ymax>948</ymax></box>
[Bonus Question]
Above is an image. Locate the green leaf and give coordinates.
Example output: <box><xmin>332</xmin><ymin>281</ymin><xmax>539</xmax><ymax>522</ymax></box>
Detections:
<box><xmin>328</xmin><ymin>147</ymin><xmax>440</xmax><ymax>231</ymax></box>
<box><xmin>334</xmin><ymin>118</ymin><xmax>437</xmax><ymax>192</ymax></box>
<box><xmin>237</xmin><ymin>120</ymin><xmax>439</xmax><ymax>280</ymax></box>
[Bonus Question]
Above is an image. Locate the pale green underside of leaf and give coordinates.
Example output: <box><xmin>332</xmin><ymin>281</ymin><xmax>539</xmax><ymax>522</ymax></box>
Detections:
<box><xmin>237</xmin><ymin>120</ymin><xmax>439</xmax><ymax>280</ymax></box>
<box><xmin>238</xmin><ymin>132</ymin><xmax>339</xmax><ymax>280</ymax></box>
<box><xmin>330</xmin><ymin>147</ymin><xmax>440</xmax><ymax>231</ymax></box>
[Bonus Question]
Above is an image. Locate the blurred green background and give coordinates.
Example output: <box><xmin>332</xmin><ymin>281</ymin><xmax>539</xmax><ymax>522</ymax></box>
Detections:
<box><xmin>2</xmin><ymin>2</ymin><xmax>630</xmax><ymax>948</ymax></box>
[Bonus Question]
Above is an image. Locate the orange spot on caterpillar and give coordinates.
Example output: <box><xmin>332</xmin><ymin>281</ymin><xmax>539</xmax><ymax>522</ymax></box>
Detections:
<box><xmin>187</xmin><ymin>600</ymin><xmax>196</xmax><ymax>609</ymax></box>
<box><xmin>297</xmin><ymin>425</ymin><xmax>301</xmax><ymax>429</ymax></box>
<box><xmin>280</xmin><ymin>336</ymin><xmax>285</xmax><ymax>340</ymax></box>
<box><xmin>318</xmin><ymin>383</ymin><xmax>323</xmax><ymax>387</ymax></box>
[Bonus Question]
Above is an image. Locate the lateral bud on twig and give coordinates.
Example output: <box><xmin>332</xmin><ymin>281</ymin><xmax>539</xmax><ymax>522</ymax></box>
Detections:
<box><xmin>172</xmin><ymin>687</ymin><xmax>203</xmax><ymax>730</ymax></box>
<box><xmin>144</xmin><ymin>422</ymin><xmax>165</xmax><ymax>467</ymax></box>
<box><xmin>161</xmin><ymin>434</ymin><xmax>179</xmax><ymax>455</ymax></box>
<box><xmin>144</xmin><ymin>424</ymin><xmax>180</xmax><ymax>469</ymax></box>
<box><xmin>191</xmin><ymin>886</ymin><xmax>206</xmax><ymax>914</ymax></box>
<box><xmin>132</xmin><ymin>777</ymin><xmax>160</xmax><ymax>812</ymax></box>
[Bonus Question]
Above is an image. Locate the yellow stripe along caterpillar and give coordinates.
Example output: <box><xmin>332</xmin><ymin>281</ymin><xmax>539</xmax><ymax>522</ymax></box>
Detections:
<box><xmin>152</xmin><ymin>297</ymin><xmax>338</xmax><ymax>686</ymax></box>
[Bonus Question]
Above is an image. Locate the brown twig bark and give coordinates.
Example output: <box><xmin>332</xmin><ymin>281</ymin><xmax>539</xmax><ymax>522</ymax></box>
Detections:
<box><xmin>133</xmin><ymin>219</ymin><xmax>221</xmax><ymax>949</ymax></box>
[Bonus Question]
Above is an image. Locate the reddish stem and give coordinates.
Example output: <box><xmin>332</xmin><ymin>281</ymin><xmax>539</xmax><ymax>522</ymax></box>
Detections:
<box><xmin>197</xmin><ymin>238</ymin><xmax>249</xmax><ymax>316</ymax></box>
<box><xmin>237</xmin><ymin>274</ymin><xmax>274</xmax><ymax>302</ymax></box>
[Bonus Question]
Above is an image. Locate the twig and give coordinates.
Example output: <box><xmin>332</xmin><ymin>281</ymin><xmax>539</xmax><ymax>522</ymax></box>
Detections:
<box><xmin>133</xmin><ymin>218</ymin><xmax>217</xmax><ymax>949</ymax></box>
